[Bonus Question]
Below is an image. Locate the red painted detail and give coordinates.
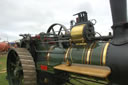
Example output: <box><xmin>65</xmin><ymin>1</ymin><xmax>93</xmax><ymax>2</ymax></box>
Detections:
<box><xmin>40</xmin><ymin>65</ymin><xmax>48</xmax><ymax>71</ymax></box>
<box><xmin>76</xmin><ymin>17</ymin><xmax>79</xmax><ymax>23</ymax></box>
<box><xmin>32</xmin><ymin>35</ymin><xmax>41</xmax><ymax>40</ymax></box>
<box><xmin>31</xmin><ymin>36</ymin><xmax>36</xmax><ymax>39</ymax></box>
<box><xmin>49</xmin><ymin>41</ymin><xmax>56</xmax><ymax>44</ymax></box>
<box><xmin>43</xmin><ymin>37</ymin><xmax>52</xmax><ymax>41</ymax></box>
<box><xmin>43</xmin><ymin>37</ymin><xmax>56</xmax><ymax>44</ymax></box>
<box><xmin>36</xmin><ymin>35</ymin><xmax>41</xmax><ymax>39</ymax></box>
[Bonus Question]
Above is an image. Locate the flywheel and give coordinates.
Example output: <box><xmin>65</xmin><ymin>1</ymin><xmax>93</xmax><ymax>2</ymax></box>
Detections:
<box><xmin>7</xmin><ymin>48</ymin><xmax>37</xmax><ymax>85</ymax></box>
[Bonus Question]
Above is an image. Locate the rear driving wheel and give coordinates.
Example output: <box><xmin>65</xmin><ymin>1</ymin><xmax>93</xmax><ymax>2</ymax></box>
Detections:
<box><xmin>7</xmin><ymin>48</ymin><xmax>37</xmax><ymax>85</ymax></box>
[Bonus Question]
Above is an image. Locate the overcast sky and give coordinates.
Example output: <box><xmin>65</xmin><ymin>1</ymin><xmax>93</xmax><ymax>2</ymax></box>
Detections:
<box><xmin>0</xmin><ymin>0</ymin><xmax>113</xmax><ymax>42</ymax></box>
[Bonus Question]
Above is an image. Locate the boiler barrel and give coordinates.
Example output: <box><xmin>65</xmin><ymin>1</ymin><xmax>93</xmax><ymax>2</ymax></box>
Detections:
<box><xmin>47</xmin><ymin>41</ymin><xmax>109</xmax><ymax>67</ymax></box>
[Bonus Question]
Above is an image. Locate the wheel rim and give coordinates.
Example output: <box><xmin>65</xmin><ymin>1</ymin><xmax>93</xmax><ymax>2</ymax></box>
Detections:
<box><xmin>7</xmin><ymin>50</ymin><xmax>23</xmax><ymax>85</ymax></box>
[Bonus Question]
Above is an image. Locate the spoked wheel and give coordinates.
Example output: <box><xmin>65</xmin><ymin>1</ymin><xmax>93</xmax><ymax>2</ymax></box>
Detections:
<box><xmin>47</xmin><ymin>23</ymin><xmax>69</xmax><ymax>36</ymax></box>
<box><xmin>7</xmin><ymin>48</ymin><xmax>37</xmax><ymax>85</ymax></box>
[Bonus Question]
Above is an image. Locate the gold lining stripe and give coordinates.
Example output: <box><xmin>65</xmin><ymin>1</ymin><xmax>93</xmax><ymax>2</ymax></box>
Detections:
<box><xmin>64</xmin><ymin>48</ymin><xmax>68</xmax><ymax>62</ymax></box>
<box><xmin>76</xmin><ymin>43</ymin><xmax>87</xmax><ymax>45</ymax></box>
<box><xmin>102</xmin><ymin>42</ymin><xmax>110</xmax><ymax>65</ymax></box>
<box><xmin>70</xmin><ymin>48</ymin><xmax>73</xmax><ymax>62</ymax></box>
<box><xmin>86</xmin><ymin>43</ymin><xmax>95</xmax><ymax>64</ymax></box>
<box><xmin>65</xmin><ymin>47</ymin><xmax>71</xmax><ymax>62</ymax></box>
<box><xmin>82</xmin><ymin>47</ymin><xmax>86</xmax><ymax>64</ymax></box>
<box><xmin>89</xmin><ymin>42</ymin><xmax>97</xmax><ymax>64</ymax></box>
<box><xmin>100</xmin><ymin>43</ymin><xmax>106</xmax><ymax>65</ymax></box>
<box><xmin>47</xmin><ymin>46</ymin><xmax>55</xmax><ymax>65</ymax></box>
<box><xmin>85</xmin><ymin>46</ymin><xmax>89</xmax><ymax>64</ymax></box>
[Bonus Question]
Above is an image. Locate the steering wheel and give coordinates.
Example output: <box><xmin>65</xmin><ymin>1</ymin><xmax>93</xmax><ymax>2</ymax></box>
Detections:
<box><xmin>47</xmin><ymin>23</ymin><xmax>69</xmax><ymax>36</ymax></box>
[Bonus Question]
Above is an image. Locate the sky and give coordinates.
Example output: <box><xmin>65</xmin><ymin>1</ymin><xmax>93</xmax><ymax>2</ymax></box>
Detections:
<box><xmin>0</xmin><ymin>0</ymin><xmax>113</xmax><ymax>42</ymax></box>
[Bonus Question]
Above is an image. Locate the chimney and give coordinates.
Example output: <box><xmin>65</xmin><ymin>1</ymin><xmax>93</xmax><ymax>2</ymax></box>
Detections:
<box><xmin>110</xmin><ymin>0</ymin><xmax>128</xmax><ymax>45</ymax></box>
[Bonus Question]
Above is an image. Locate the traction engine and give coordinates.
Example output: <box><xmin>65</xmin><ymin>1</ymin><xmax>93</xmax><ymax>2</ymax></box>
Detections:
<box><xmin>7</xmin><ymin>0</ymin><xmax>128</xmax><ymax>85</ymax></box>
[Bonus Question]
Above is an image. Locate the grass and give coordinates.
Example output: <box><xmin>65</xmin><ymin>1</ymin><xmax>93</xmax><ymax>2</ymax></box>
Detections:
<box><xmin>0</xmin><ymin>54</ymin><xmax>8</xmax><ymax>85</ymax></box>
<box><xmin>0</xmin><ymin>73</ymin><xmax>8</xmax><ymax>85</ymax></box>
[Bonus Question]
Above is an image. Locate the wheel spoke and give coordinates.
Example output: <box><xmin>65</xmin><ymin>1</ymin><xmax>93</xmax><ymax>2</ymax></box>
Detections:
<box><xmin>52</xmin><ymin>28</ymin><xmax>56</xmax><ymax>35</ymax></box>
<box><xmin>58</xmin><ymin>26</ymin><xmax>63</xmax><ymax>35</ymax></box>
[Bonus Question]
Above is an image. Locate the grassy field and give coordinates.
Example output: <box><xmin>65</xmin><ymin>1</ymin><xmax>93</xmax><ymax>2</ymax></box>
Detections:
<box><xmin>0</xmin><ymin>55</ymin><xmax>8</xmax><ymax>85</ymax></box>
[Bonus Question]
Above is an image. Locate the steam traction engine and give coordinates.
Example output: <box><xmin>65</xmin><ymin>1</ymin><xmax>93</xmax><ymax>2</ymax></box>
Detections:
<box><xmin>7</xmin><ymin>0</ymin><xmax>128</xmax><ymax>85</ymax></box>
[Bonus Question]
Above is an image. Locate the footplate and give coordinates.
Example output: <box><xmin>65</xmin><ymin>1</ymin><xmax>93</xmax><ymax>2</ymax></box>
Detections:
<box><xmin>54</xmin><ymin>63</ymin><xmax>111</xmax><ymax>78</ymax></box>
